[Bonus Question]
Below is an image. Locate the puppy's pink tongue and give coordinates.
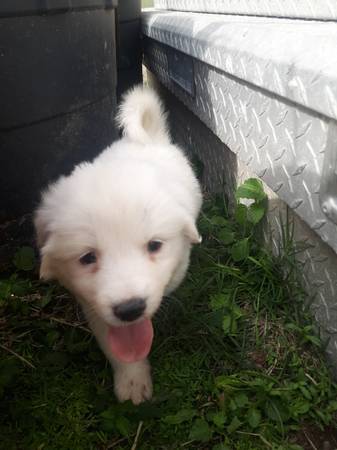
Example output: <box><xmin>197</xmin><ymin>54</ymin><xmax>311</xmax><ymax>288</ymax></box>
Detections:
<box><xmin>107</xmin><ymin>319</ymin><xmax>153</xmax><ymax>363</ymax></box>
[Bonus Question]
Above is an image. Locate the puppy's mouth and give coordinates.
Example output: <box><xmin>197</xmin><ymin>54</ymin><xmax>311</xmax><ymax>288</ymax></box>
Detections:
<box><xmin>107</xmin><ymin>318</ymin><xmax>154</xmax><ymax>363</ymax></box>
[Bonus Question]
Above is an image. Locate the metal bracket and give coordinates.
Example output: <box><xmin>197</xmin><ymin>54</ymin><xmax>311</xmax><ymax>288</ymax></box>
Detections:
<box><xmin>167</xmin><ymin>47</ymin><xmax>195</xmax><ymax>97</ymax></box>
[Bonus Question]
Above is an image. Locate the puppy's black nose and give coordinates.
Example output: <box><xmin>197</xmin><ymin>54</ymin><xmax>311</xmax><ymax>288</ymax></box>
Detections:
<box><xmin>114</xmin><ymin>298</ymin><xmax>146</xmax><ymax>322</ymax></box>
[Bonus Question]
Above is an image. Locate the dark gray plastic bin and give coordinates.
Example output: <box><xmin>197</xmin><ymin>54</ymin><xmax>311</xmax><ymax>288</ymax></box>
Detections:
<box><xmin>116</xmin><ymin>0</ymin><xmax>142</xmax><ymax>99</ymax></box>
<box><xmin>0</xmin><ymin>0</ymin><xmax>118</xmax><ymax>219</ymax></box>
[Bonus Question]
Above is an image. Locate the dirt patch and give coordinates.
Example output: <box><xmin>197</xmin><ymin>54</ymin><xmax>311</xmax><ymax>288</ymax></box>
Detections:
<box><xmin>292</xmin><ymin>423</ymin><xmax>337</xmax><ymax>450</ymax></box>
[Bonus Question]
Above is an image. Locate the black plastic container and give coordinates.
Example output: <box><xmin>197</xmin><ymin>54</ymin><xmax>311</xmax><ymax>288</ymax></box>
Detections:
<box><xmin>116</xmin><ymin>0</ymin><xmax>142</xmax><ymax>99</ymax></box>
<box><xmin>0</xmin><ymin>0</ymin><xmax>118</xmax><ymax>218</ymax></box>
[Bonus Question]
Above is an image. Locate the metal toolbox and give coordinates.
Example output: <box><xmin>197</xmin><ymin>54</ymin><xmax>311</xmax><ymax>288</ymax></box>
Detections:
<box><xmin>142</xmin><ymin>6</ymin><xmax>337</xmax><ymax>370</ymax></box>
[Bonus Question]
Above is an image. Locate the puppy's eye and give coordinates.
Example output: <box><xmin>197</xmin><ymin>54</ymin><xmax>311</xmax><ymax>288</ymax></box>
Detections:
<box><xmin>147</xmin><ymin>240</ymin><xmax>163</xmax><ymax>253</ymax></box>
<box><xmin>79</xmin><ymin>251</ymin><xmax>97</xmax><ymax>265</ymax></box>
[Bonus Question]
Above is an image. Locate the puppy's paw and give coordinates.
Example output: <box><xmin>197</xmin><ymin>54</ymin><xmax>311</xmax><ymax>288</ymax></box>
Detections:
<box><xmin>114</xmin><ymin>360</ymin><xmax>153</xmax><ymax>405</ymax></box>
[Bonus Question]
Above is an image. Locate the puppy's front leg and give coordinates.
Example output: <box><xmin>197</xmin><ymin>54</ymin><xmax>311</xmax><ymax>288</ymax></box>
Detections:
<box><xmin>81</xmin><ymin>302</ymin><xmax>153</xmax><ymax>405</ymax></box>
<box><xmin>112</xmin><ymin>358</ymin><xmax>153</xmax><ymax>405</ymax></box>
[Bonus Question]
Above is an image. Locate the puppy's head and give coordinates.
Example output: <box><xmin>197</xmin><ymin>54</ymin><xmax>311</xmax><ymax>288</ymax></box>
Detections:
<box><xmin>34</xmin><ymin>162</ymin><xmax>200</xmax><ymax>328</ymax></box>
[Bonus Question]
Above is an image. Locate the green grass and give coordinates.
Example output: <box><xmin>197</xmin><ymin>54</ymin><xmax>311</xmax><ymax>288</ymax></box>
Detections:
<box><xmin>1</xmin><ymin>179</ymin><xmax>337</xmax><ymax>449</ymax></box>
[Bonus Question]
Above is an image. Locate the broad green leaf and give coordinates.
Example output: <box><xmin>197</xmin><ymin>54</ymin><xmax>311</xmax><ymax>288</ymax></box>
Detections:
<box><xmin>247</xmin><ymin>408</ymin><xmax>261</xmax><ymax>428</ymax></box>
<box><xmin>189</xmin><ymin>418</ymin><xmax>212</xmax><ymax>442</ymax></box>
<box><xmin>100</xmin><ymin>420</ymin><xmax>115</xmax><ymax>433</ymax></box>
<box><xmin>100</xmin><ymin>408</ymin><xmax>116</xmax><ymax>421</ymax></box>
<box><xmin>235</xmin><ymin>203</ymin><xmax>248</xmax><ymax>226</ymax></box>
<box><xmin>236</xmin><ymin>178</ymin><xmax>266</xmax><ymax>202</ymax></box>
<box><xmin>210</xmin><ymin>293</ymin><xmax>231</xmax><ymax>311</ymax></box>
<box><xmin>13</xmin><ymin>246</ymin><xmax>36</xmax><ymax>271</ymax></box>
<box><xmin>212</xmin><ymin>411</ymin><xmax>227</xmax><ymax>428</ymax></box>
<box><xmin>231</xmin><ymin>239</ymin><xmax>249</xmax><ymax>262</ymax></box>
<box><xmin>234</xmin><ymin>393</ymin><xmax>249</xmax><ymax>408</ymax></box>
<box><xmin>232</xmin><ymin>304</ymin><xmax>244</xmax><ymax>319</ymax></box>
<box><xmin>328</xmin><ymin>400</ymin><xmax>337</xmax><ymax>412</ymax></box>
<box><xmin>290</xmin><ymin>399</ymin><xmax>310</xmax><ymax>416</ymax></box>
<box><xmin>218</xmin><ymin>228</ymin><xmax>235</xmax><ymax>245</ymax></box>
<box><xmin>100</xmin><ymin>410</ymin><xmax>116</xmax><ymax>432</ymax></box>
<box><xmin>227</xmin><ymin>416</ymin><xmax>242</xmax><ymax>433</ymax></box>
<box><xmin>115</xmin><ymin>416</ymin><xmax>131</xmax><ymax>437</ymax></box>
<box><xmin>210</xmin><ymin>216</ymin><xmax>228</xmax><ymax>226</ymax></box>
<box><xmin>248</xmin><ymin>202</ymin><xmax>266</xmax><ymax>224</ymax></box>
<box><xmin>163</xmin><ymin>408</ymin><xmax>196</xmax><ymax>425</ymax></box>
<box><xmin>222</xmin><ymin>316</ymin><xmax>232</xmax><ymax>335</ymax></box>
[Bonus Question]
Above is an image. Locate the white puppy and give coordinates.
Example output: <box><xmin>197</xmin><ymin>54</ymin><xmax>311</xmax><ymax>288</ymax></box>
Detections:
<box><xmin>34</xmin><ymin>86</ymin><xmax>202</xmax><ymax>405</ymax></box>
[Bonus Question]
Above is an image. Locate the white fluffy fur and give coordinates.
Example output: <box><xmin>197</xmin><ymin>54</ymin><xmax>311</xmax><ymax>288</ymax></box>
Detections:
<box><xmin>34</xmin><ymin>85</ymin><xmax>202</xmax><ymax>404</ymax></box>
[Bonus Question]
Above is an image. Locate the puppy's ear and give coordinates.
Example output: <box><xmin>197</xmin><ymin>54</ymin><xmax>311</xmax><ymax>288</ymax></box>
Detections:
<box><xmin>184</xmin><ymin>218</ymin><xmax>202</xmax><ymax>244</ymax></box>
<box><xmin>34</xmin><ymin>209</ymin><xmax>55</xmax><ymax>280</ymax></box>
<box><xmin>34</xmin><ymin>208</ymin><xmax>49</xmax><ymax>248</ymax></box>
<box><xmin>39</xmin><ymin>251</ymin><xmax>55</xmax><ymax>280</ymax></box>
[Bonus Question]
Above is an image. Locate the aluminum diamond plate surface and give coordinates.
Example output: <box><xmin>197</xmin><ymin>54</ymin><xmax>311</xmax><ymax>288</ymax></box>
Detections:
<box><xmin>147</xmin><ymin>73</ymin><xmax>337</xmax><ymax>372</ymax></box>
<box><xmin>142</xmin><ymin>11</ymin><xmax>337</xmax><ymax>122</ymax></box>
<box><xmin>142</xmin><ymin>10</ymin><xmax>337</xmax><ymax>256</ymax></box>
<box><xmin>154</xmin><ymin>0</ymin><xmax>337</xmax><ymax>21</ymax></box>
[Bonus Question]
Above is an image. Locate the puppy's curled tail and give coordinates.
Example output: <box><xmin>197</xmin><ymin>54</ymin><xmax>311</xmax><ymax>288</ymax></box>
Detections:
<box><xmin>117</xmin><ymin>85</ymin><xmax>170</xmax><ymax>145</ymax></box>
